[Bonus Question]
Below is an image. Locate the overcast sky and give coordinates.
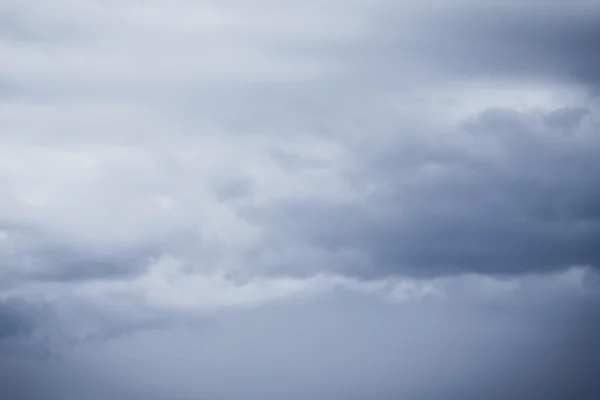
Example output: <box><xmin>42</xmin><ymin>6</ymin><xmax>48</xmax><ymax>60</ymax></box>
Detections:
<box><xmin>1</xmin><ymin>1</ymin><xmax>600</xmax><ymax>399</ymax></box>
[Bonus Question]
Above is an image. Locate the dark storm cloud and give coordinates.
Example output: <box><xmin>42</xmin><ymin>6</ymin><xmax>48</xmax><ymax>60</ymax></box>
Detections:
<box><xmin>249</xmin><ymin>105</ymin><xmax>600</xmax><ymax>278</ymax></box>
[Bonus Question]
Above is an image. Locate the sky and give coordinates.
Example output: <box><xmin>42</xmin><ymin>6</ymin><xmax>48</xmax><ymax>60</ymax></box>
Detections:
<box><xmin>1</xmin><ymin>0</ymin><xmax>600</xmax><ymax>399</ymax></box>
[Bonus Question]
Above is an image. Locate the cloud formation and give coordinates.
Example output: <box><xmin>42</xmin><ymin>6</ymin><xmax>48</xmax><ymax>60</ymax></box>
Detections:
<box><xmin>1</xmin><ymin>0</ymin><xmax>600</xmax><ymax>398</ymax></box>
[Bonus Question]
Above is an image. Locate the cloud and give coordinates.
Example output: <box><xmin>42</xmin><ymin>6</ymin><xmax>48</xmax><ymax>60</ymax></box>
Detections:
<box><xmin>352</xmin><ymin>0</ymin><xmax>600</xmax><ymax>93</ymax></box>
<box><xmin>0</xmin><ymin>0</ymin><xmax>372</xmax><ymax>97</ymax></box>
<box><xmin>245</xmin><ymin>102</ymin><xmax>600</xmax><ymax>278</ymax></box>
<box><xmin>432</xmin><ymin>1</ymin><xmax>600</xmax><ymax>91</ymax></box>
<box><xmin>1</xmin><ymin>0</ymin><xmax>600</xmax><ymax>398</ymax></box>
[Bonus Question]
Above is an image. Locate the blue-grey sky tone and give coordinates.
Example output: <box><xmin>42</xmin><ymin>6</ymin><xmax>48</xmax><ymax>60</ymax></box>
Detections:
<box><xmin>1</xmin><ymin>1</ymin><xmax>600</xmax><ymax>399</ymax></box>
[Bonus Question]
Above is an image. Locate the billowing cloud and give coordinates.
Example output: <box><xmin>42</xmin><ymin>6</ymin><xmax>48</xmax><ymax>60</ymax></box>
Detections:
<box><xmin>253</xmin><ymin>103</ymin><xmax>600</xmax><ymax>278</ymax></box>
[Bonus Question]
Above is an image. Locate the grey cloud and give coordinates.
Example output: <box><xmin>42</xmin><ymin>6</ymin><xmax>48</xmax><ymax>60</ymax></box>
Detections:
<box><xmin>0</xmin><ymin>223</ymin><xmax>153</xmax><ymax>286</ymax></box>
<box><xmin>544</xmin><ymin>107</ymin><xmax>593</xmax><ymax>130</ymax></box>
<box><xmin>294</xmin><ymin>1</ymin><xmax>600</xmax><ymax>102</ymax></box>
<box><xmin>443</xmin><ymin>6</ymin><xmax>600</xmax><ymax>90</ymax></box>
<box><xmin>247</xmin><ymin>105</ymin><xmax>600</xmax><ymax>278</ymax></box>
<box><xmin>1</xmin><ymin>0</ymin><xmax>600</xmax><ymax>398</ymax></box>
<box><xmin>0</xmin><ymin>1</ymin><xmax>597</xmax><ymax>282</ymax></box>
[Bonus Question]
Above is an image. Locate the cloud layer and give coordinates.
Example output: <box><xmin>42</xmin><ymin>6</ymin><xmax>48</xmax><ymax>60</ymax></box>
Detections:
<box><xmin>1</xmin><ymin>0</ymin><xmax>600</xmax><ymax>398</ymax></box>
